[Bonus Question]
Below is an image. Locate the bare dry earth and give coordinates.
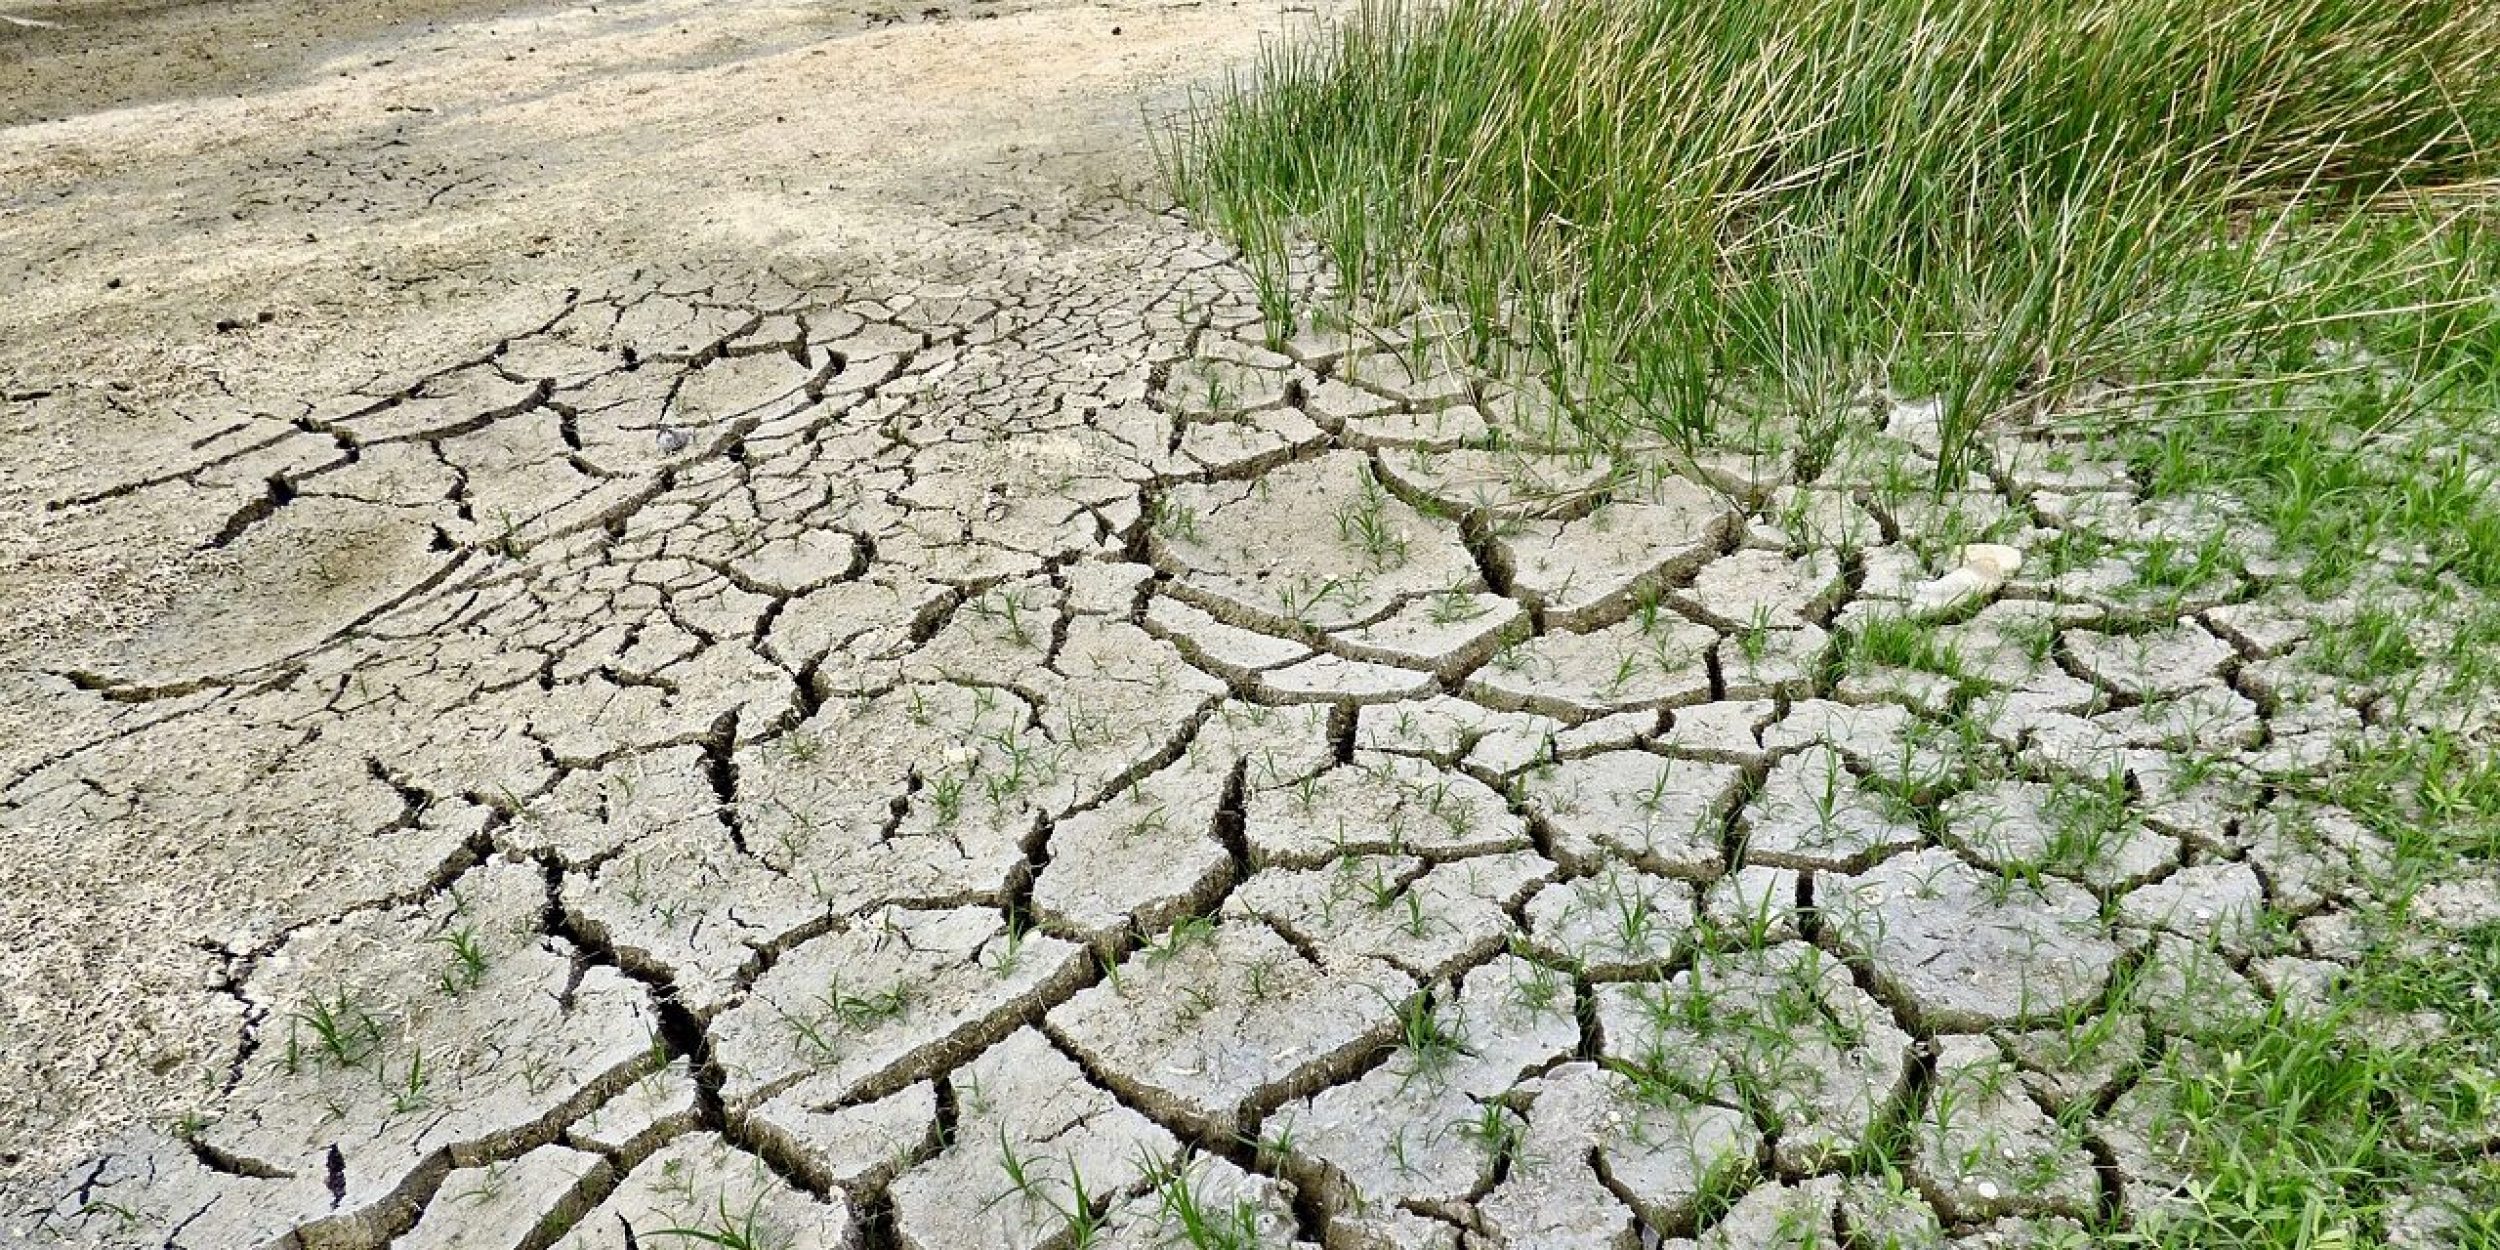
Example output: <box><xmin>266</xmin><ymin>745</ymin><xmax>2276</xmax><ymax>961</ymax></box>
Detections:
<box><xmin>4</xmin><ymin>1</ymin><xmax>2493</xmax><ymax>1248</ymax></box>
<box><xmin>0</xmin><ymin>0</ymin><xmax>1317</xmax><ymax>1214</ymax></box>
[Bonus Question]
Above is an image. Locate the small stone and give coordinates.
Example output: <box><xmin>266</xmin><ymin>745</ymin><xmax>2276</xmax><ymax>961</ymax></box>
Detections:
<box><xmin>1908</xmin><ymin>543</ymin><xmax>2024</xmax><ymax>617</ymax></box>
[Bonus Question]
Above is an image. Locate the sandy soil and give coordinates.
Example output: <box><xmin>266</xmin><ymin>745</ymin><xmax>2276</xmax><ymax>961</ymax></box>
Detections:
<box><xmin>1</xmin><ymin>0</ymin><xmax>1102</xmax><ymax>125</ymax></box>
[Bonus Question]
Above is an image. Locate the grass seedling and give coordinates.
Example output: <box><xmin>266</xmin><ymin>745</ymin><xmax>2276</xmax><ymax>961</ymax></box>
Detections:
<box><xmin>1603</xmin><ymin>873</ymin><xmax>1665</xmax><ymax>954</ymax></box>
<box><xmin>987</xmin><ymin>1124</ymin><xmax>1045</xmax><ymax>1209</ymax></box>
<box><xmin>435</xmin><ymin>924</ymin><xmax>489</xmax><ymax>995</ymax></box>
<box><xmin>1146</xmin><ymin>914</ymin><xmax>1219</xmax><ymax>964</ymax></box>
<box><xmin>986</xmin><ymin>913</ymin><xmax>1030</xmax><ymax>977</ymax></box>
<box><xmin>1458</xmin><ymin>1101</ymin><xmax>1522</xmax><ymax>1168</ymax></box>
<box><xmin>1509</xmin><ymin>953</ymin><xmax>1567</xmax><ymax>1017</ymax></box>
<box><xmin>778</xmin><ymin>731</ymin><xmax>824</xmax><ymax>766</ymax></box>
<box><xmin>927</xmin><ymin>769</ymin><xmax>967</xmax><ymax>826</ymax></box>
<box><xmin>1391</xmin><ymin>992</ymin><xmax>1467</xmax><ymax>1083</ymax></box>
<box><xmin>390</xmin><ymin>1047</ymin><xmax>430</xmax><ymax>1115</ymax></box>
<box><xmin>646</xmin><ymin>1188</ymin><xmax>781</xmax><ymax>1250</ymax></box>
<box><xmin>1059</xmin><ymin>1161</ymin><xmax>1107</xmax><ymax>1249</ymax></box>
<box><xmin>785</xmin><ymin>978</ymin><xmax>912</xmax><ymax>1060</ymax></box>
<box><xmin>1736</xmin><ymin>606</ymin><xmax>1775</xmax><ymax>667</ymax></box>
<box><xmin>1427</xmin><ymin>587</ymin><xmax>1484</xmax><ymax>625</ymax></box>
<box><xmin>1399</xmin><ymin>890</ymin><xmax>1431</xmax><ymax>939</ymax></box>
<box><xmin>1334</xmin><ymin>464</ymin><xmax>1411</xmax><ymax>569</ymax></box>
<box><xmin>1143</xmin><ymin>1150</ymin><xmax>1266</xmax><ymax>1250</ymax></box>
<box><xmin>1850</xmin><ymin>613</ymin><xmax>1962</xmax><ymax>678</ymax></box>
<box><xmin>288</xmin><ymin>991</ymin><xmax>384</xmax><ymax>1072</ymax></box>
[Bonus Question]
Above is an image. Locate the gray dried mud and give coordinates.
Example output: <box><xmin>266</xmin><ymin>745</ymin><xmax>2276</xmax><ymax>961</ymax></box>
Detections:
<box><xmin>2</xmin><ymin>0</ymin><xmax>2492</xmax><ymax>1246</ymax></box>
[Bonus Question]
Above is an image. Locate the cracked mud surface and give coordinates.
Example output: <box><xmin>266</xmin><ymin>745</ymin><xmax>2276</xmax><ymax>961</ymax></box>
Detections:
<box><xmin>5</xmin><ymin>1</ymin><xmax>2496</xmax><ymax>1247</ymax></box>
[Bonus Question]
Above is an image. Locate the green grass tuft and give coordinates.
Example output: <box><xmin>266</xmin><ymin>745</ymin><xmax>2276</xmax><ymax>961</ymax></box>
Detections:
<box><xmin>1168</xmin><ymin>0</ymin><xmax>2500</xmax><ymax>580</ymax></box>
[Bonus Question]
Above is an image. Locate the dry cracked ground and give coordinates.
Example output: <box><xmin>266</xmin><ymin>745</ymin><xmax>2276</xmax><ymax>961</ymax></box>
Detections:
<box><xmin>4</xmin><ymin>2</ymin><xmax>2497</xmax><ymax>1249</ymax></box>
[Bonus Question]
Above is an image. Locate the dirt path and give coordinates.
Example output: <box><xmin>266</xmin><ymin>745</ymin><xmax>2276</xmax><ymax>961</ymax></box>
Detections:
<box><xmin>1</xmin><ymin>0</ymin><xmax>1164</xmax><ymax>126</ymax></box>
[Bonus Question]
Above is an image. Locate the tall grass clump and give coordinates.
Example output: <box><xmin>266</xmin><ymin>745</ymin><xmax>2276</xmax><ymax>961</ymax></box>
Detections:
<box><xmin>1166</xmin><ymin>0</ymin><xmax>2500</xmax><ymax>583</ymax></box>
<box><xmin>1169</xmin><ymin>5</ymin><xmax>2500</xmax><ymax>1244</ymax></box>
